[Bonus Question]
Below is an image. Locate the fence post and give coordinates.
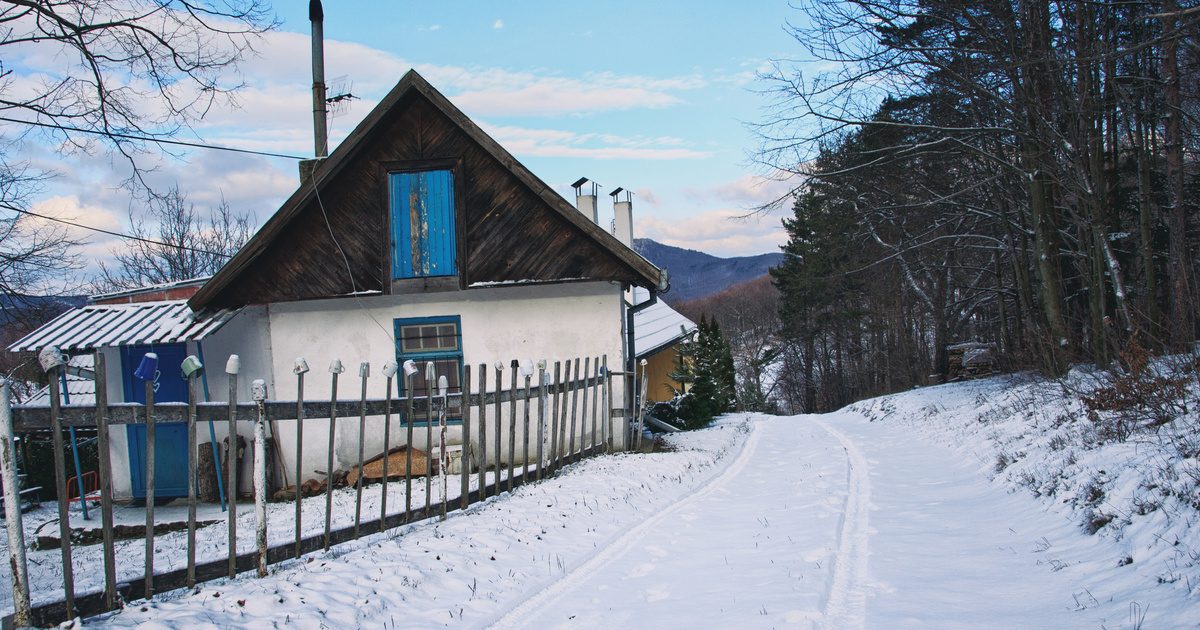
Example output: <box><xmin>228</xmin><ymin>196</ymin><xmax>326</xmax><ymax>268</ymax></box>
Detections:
<box><xmin>521</xmin><ymin>366</ymin><xmax>532</xmax><ymax>481</ymax></box>
<box><xmin>551</xmin><ymin>361</ymin><xmax>561</xmax><ymax>472</ymax></box>
<box><xmin>94</xmin><ymin>351</ymin><xmax>117</xmax><ymax>609</ymax></box>
<box><xmin>590</xmin><ymin>357</ymin><xmax>600</xmax><ymax>454</ymax></box>
<box><xmin>142</xmin><ymin>363</ymin><xmax>156</xmax><ymax>598</ymax></box>
<box><xmin>569</xmin><ymin>357</ymin><xmax>581</xmax><ymax>463</ymax></box>
<box><xmin>460</xmin><ymin>365</ymin><xmax>471</xmax><ymax>511</ymax></box>
<box><xmin>579</xmin><ymin>357</ymin><xmax>591</xmax><ymax>456</ymax></box>
<box><xmin>493</xmin><ymin>362</ymin><xmax>502</xmax><ymax>498</ymax></box>
<box><xmin>184</xmin><ymin>355</ymin><xmax>202</xmax><ymax>587</ymax></box>
<box><xmin>437</xmin><ymin>375</ymin><xmax>448</xmax><ymax>520</ymax></box>
<box><xmin>354</xmin><ymin>362</ymin><xmax>369</xmax><ymax>539</ymax></box>
<box><xmin>325</xmin><ymin>359</ymin><xmax>343</xmax><ymax>551</ymax></box>
<box><xmin>476</xmin><ymin>364</ymin><xmax>486</xmax><ymax>501</ymax></box>
<box><xmin>381</xmin><ymin>361</ymin><xmax>397</xmax><ymax>526</ymax></box>
<box><xmin>403</xmin><ymin>360</ymin><xmax>416</xmax><ymax>521</ymax></box>
<box><xmin>293</xmin><ymin>358</ymin><xmax>309</xmax><ymax>559</ymax></box>
<box><xmin>226</xmin><ymin>355</ymin><xmax>240</xmax><ymax>577</ymax></box>
<box><xmin>536</xmin><ymin>360</ymin><xmax>547</xmax><ymax>481</ymax></box>
<box><xmin>507</xmin><ymin>360</ymin><xmax>517</xmax><ymax>492</ymax></box>
<box><xmin>42</xmin><ymin>348</ymin><xmax>75</xmax><ymax>617</ymax></box>
<box><xmin>0</xmin><ymin>378</ymin><xmax>32</xmax><ymax>626</ymax></box>
<box><xmin>425</xmin><ymin>361</ymin><xmax>435</xmax><ymax>515</ymax></box>
<box><xmin>603</xmin><ymin>356</ymin><xmax>612</xmax><ymax>453</ymax></box>
<box><xmin>252</xmin><ymin>379</ymin><xmax>268</xmax><ymax>577</ymax></box>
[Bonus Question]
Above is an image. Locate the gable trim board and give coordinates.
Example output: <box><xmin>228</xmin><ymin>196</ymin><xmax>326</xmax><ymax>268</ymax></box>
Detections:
<box><xmin>189</xmin><ymin>70</ymin><xmax>661</xmax><ymax>311</ymax></box>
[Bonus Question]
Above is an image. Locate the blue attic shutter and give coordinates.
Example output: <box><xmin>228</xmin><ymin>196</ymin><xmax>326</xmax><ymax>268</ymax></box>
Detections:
<box><xmin>391</xmin><ymin>169</ymin><xmax>457</xmax><ymax>279</ymax></box>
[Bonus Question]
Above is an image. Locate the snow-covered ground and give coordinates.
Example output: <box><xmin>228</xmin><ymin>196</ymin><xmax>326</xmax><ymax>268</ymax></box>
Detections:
<box><xmin>13</xmin><ymin>371</ymin><xmax>1198</xmax><ymax>627</ymax></box>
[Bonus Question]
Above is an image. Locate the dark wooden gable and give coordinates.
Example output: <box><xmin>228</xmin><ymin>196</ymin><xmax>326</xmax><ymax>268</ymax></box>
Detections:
<box><xmin>190</xmin><ymin>70</ymin><xmax>661</xmax><ymax>310</ymax></box>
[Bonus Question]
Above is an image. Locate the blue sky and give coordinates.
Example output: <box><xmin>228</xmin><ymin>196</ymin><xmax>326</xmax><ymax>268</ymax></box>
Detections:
<box><xmin>15</xmin><ymin>1</ymin><xmax>805</xmax><ymax>270</ymax></box>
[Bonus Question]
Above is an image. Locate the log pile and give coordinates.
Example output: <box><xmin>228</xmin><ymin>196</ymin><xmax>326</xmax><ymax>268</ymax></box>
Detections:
<box><xmin>946</xmin><ymin>342</ymin><xmax>998</xmax><ymax>381</ymax></box>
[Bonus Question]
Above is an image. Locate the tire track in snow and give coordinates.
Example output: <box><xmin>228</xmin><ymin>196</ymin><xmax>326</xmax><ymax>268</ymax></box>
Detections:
<box><xmin>487</xmin><ymin>417</ymin><xmax>763</xmax><ymax>629</ymax></box>
<box><xmin>812</xmin><ymin>417</ymin><xmax>870</xmax><ymax>629</ymax></box>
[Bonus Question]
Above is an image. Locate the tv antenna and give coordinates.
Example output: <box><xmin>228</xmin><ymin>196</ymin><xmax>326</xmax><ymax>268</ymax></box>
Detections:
<box><xmin>326</xmin><ymin>75</ymin><xmax>357</xmax><ymax>119</ymax></box>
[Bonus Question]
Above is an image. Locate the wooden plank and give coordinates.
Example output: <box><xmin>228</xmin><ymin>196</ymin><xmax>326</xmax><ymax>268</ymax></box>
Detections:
<box><xmin>550</xmin><ymin>361</ymin><xmax>561</xmax><ymax>472</ymax></box>
<box><xmin>186</xmin><ymin>372</ymin><xmax>200</xmax><ymax>587</ymax></box>
<box><xmin>521</xmin><ymin>373</ymin><xmax>531</xmax><ymax>480</ymax></box>
<box><xmin>603</xmin><ymin>355</ymin><xmax>612</xmax><ymax>453</ymax></box>
<box><xmin>9</xmin><ymin>387</ymin><xmax>589</xmax><ymax>430</ymax></box>
<box><xmin>460</xmin><ymin>366</ymin><xmax>471</xmax><ymax>511</ymax></box>
<box><xmin>226</xmin><ymin>365</ymin><xmax>239</xmax><ymax>578</ymax></box>
<box><xmin>579</xmin><ymin>357</ymin><xmax>591</xmax><ymax>455</ymax></box>
<box><xmin>379</xmin><ymin>372</ymin><xmax>392</xmax><ymax>527</ymax></box>
<box><xmin>404</xmin><ymin>370</ymin><xmax>415</xmax><ymax>521</ymax></box>
<box><xmin>569</xmin><ymin>358</ymin><xmax>580</xmax><ymax>462</ymax></box>
<box><xmin>590</xmin><ymin>357</ymin><xmax>600</xmax><ymax>453</ymax></box>
<box><xmin>143</xmin><ymin>378</ymin><xmax>156</xmax><ymax>597</ymax></box>
<box><xmin>424</xmin><ymin>362</ymin><xmax>433</xmax><ymax>516</ymax></box>
<box><xmin>252</xmin><ymin>385</ymin><xmax>268</xmax><ymax>578</ymax></box>
<box><xmin>354</xmin><ymin>364</ymin><xmax>368</xmax><ymax>539</ymax></box>
<box><xmin>506</xmin><ymin>362</ymin><xmax>516</xmax><ymax>493</ymax></box>
<box><xmin>93</xmin><ymin>352</ymin><xmax>117</xmax><ymax>609</ymax></box>
<box><xmin>536</xmin><ymin>365</ymin><xmax>546</xmax><ymax>481</ymax></box>
<box><xmin>324</xmin><ymin>367</ymin><xmax>340</xmax><ymax>551</ymax></box>
<box><xmin>294</xmin><ymin>370</ymin><xmax>305</xmax><ymax>559</ymax></box>
<box><xmin>476</xmin><ymin>364</ymin><xmax>486</xmax><ymax>500</ymax></box>
<box><xmin>47</xmin><ymin>372</ymin><xmax>75</xmax><ymax>618</ymax></box>
<box><xmin>492</xmin><ymin>364</ymin><xmax>501</xmax><ymax>498</ymax></box>
<box><xmin>0</xmin><ymin>378</ymin><xmax>32</xmax><ymax>626</ymax></box>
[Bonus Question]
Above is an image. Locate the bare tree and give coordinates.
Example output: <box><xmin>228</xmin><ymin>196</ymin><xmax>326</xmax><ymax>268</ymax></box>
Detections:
<box><xmin>95</xmin><ymin>186</ymin><xmax>253</xmax><ymax>291</ymax></box>
<box><xmin>0</xmin><ymin>0</ymin><xmax>274</xmax><ymax>303</ymax></box>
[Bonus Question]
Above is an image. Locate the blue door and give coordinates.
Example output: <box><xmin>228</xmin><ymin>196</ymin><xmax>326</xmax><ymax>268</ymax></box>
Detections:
<box><xmin>122</xmin><ymin>343</ymin><xmax>190</xmax><ymax>499</ymax></box>
<box><xmin>390</xmin><ymin>169</ymin><xmax>456</xmax><ymax>278</ymax></box>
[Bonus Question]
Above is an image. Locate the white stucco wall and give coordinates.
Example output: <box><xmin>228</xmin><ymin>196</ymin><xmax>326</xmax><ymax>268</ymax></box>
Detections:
<box><xmin>104</xmin><ymin>284</ymin><xmax>630</xmax><ymax>500</ymax></box>
<box><xmin>265</xmin><ymin>281</ymin><xmax>627</xmax><ymax>484</ymax></box>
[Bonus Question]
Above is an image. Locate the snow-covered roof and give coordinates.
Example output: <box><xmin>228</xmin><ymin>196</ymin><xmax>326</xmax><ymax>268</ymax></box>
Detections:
<box><xmin>633</xmin><ymin>287</ymin><xmax>697</xmax><ymax>359</ymax></box>
<box><xmin>23</xmin><ymin>355</ymin><xmax>96</xmax><ymax>407</ymax></box>
<box><xmin>7</xmin><ymin>300</ymin><xmax>239</xmax><ymax>353</ymax></box>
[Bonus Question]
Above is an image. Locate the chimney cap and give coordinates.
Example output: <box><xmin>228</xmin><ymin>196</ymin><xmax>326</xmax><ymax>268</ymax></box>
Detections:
<box><xmin>609</xmin><ymin>187</ymin><xmax>624</xmax><ymax>197</ymax></box>
<box><xmin>571</xmin><ymin>177</ymin><xmax>589</xmax><ymax>190</ymax></box>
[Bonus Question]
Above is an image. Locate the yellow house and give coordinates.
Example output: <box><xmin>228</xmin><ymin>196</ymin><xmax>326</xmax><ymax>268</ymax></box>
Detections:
<box><xmin>633</xmin><ymin>288</ymin><xmax>697</xmax><ymax>404</ymax></box>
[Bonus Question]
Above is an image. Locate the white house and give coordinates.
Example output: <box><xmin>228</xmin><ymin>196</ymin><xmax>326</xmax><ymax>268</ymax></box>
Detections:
<box><xmin>10</xmin><ymin>70</ymin><xmax>665</xmax><ymax>502</ymax></box>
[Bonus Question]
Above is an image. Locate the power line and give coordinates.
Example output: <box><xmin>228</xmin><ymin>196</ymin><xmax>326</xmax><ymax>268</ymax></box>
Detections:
<box><xmin>0</xmin><ymin>116</ymin><xmax>307</xmax><ymax>160</ymax></box>
<box><xmin>4</xmin><ymin>205</ymin><xmax>232</xmax><ymax>258</ymax></box>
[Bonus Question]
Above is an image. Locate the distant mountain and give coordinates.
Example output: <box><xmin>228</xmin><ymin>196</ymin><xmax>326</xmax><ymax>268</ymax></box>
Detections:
<box><xmin>634</xmin><ymin>238</ymin><xmax>784</xmax><ymax>303</ymax></box>
<box><xmin>0</xmin><ymin>294</ymin><xmax>87</xmax><ymax>328</ymax></box>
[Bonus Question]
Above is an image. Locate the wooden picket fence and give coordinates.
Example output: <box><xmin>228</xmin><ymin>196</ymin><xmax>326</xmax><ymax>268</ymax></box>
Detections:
<box><xmin>0</xmin><ymin>352</ymin><xmax>622</xmax><ymax>627</ymax></box>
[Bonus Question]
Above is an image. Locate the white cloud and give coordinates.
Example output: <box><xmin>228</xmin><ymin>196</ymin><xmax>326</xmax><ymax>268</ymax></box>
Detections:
<box><xmin>685</xmin><ymin>173</ymin><xmax>798</xmax><ymax>210</ymax></box>
<box><xmin>420</xmin><ymin>24</ymin><xmax>442</xmax><ymax>32</ymax></box>
<box><xmin>482</xmin><ymin>124</ymin><xmax>711</xmax><ymax>160</ymax></box>
<box><xmin>493</xmin><ymin>19</ymin><xmax>504</xmax><ymax>29</ymax></box>
<box><xmin>29</xmin><ymin>195</ymin><xmax>126</xmax><ymax>262</ymax></box>
<box><xmin>638</xmin><ymin>209</ymin><xmax>786</xmax><ymax>257</ymax></box>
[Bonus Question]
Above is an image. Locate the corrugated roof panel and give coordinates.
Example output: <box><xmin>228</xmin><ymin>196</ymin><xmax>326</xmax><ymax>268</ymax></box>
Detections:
<box><xmin>7</xmin><ymin>301</ymin><xmax>241</xmax><ymax>353</ymax></box>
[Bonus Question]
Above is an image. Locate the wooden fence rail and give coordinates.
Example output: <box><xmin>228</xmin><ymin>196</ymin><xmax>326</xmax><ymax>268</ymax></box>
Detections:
<box><xmin>0</xmin><ymin>351</ymin><xmax>616</xmax><ymax>628</ymax></box>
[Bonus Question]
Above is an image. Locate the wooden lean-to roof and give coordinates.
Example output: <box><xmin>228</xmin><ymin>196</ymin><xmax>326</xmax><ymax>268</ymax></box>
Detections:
<box><xmin>189</xmin><ymin>70</ymin><xmax>661</xmax><ymax>311</ymax></box>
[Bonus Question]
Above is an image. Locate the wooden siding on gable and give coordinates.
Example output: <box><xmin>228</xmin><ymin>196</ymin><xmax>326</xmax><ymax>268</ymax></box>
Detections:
<box><xmin>196</xmin><ymin>77</ymin><xmax>655</xmax><ymax>310</ymax></box>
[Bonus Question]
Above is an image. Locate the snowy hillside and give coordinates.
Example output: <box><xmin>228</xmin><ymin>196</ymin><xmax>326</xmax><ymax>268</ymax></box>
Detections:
<box><xmin>847</xmin><ymin>362</ymin><xmax>1200</xmax><ymax>616</ymax></box>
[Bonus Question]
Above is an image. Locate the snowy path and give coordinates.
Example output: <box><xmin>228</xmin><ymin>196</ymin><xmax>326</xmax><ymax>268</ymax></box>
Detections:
<box><xmin>75</xmin><ymin>411</ymin><xmax>1196</xmax><ymax>628</ymax></box>
<box><xmin>496</xmin><ymin>414</ymin><xmax>1154</xmax><ymax>629</ymax></box>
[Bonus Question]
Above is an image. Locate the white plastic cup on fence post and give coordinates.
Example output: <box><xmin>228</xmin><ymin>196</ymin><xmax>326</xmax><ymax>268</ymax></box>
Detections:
<box><xmin>252</xmin><ymin>379</ymin><xmax>268</xmax><ymax>577</ymax></box>
<box><xmin>0</xmin><ymin>379</ymin><xmax>32</xmax><ymax>626</ymax></box>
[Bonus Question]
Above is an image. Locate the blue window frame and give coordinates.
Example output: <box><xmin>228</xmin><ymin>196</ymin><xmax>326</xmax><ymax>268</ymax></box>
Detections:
<box><xmin>390</xmin><ymin>169</ymin><xmax>456</xmax><ymax>279</ymax></box>
<box><xmin>394</xmin><ymin>315</ymin><xmax>463</xmax><ymax>423</ymax></box>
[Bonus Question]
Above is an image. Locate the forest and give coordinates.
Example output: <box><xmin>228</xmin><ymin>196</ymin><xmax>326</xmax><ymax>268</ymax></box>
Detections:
<box><xmin>745</xmin><ymin>0</ymin><xmax>1200</xmax><ymax>413</ymax></box>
